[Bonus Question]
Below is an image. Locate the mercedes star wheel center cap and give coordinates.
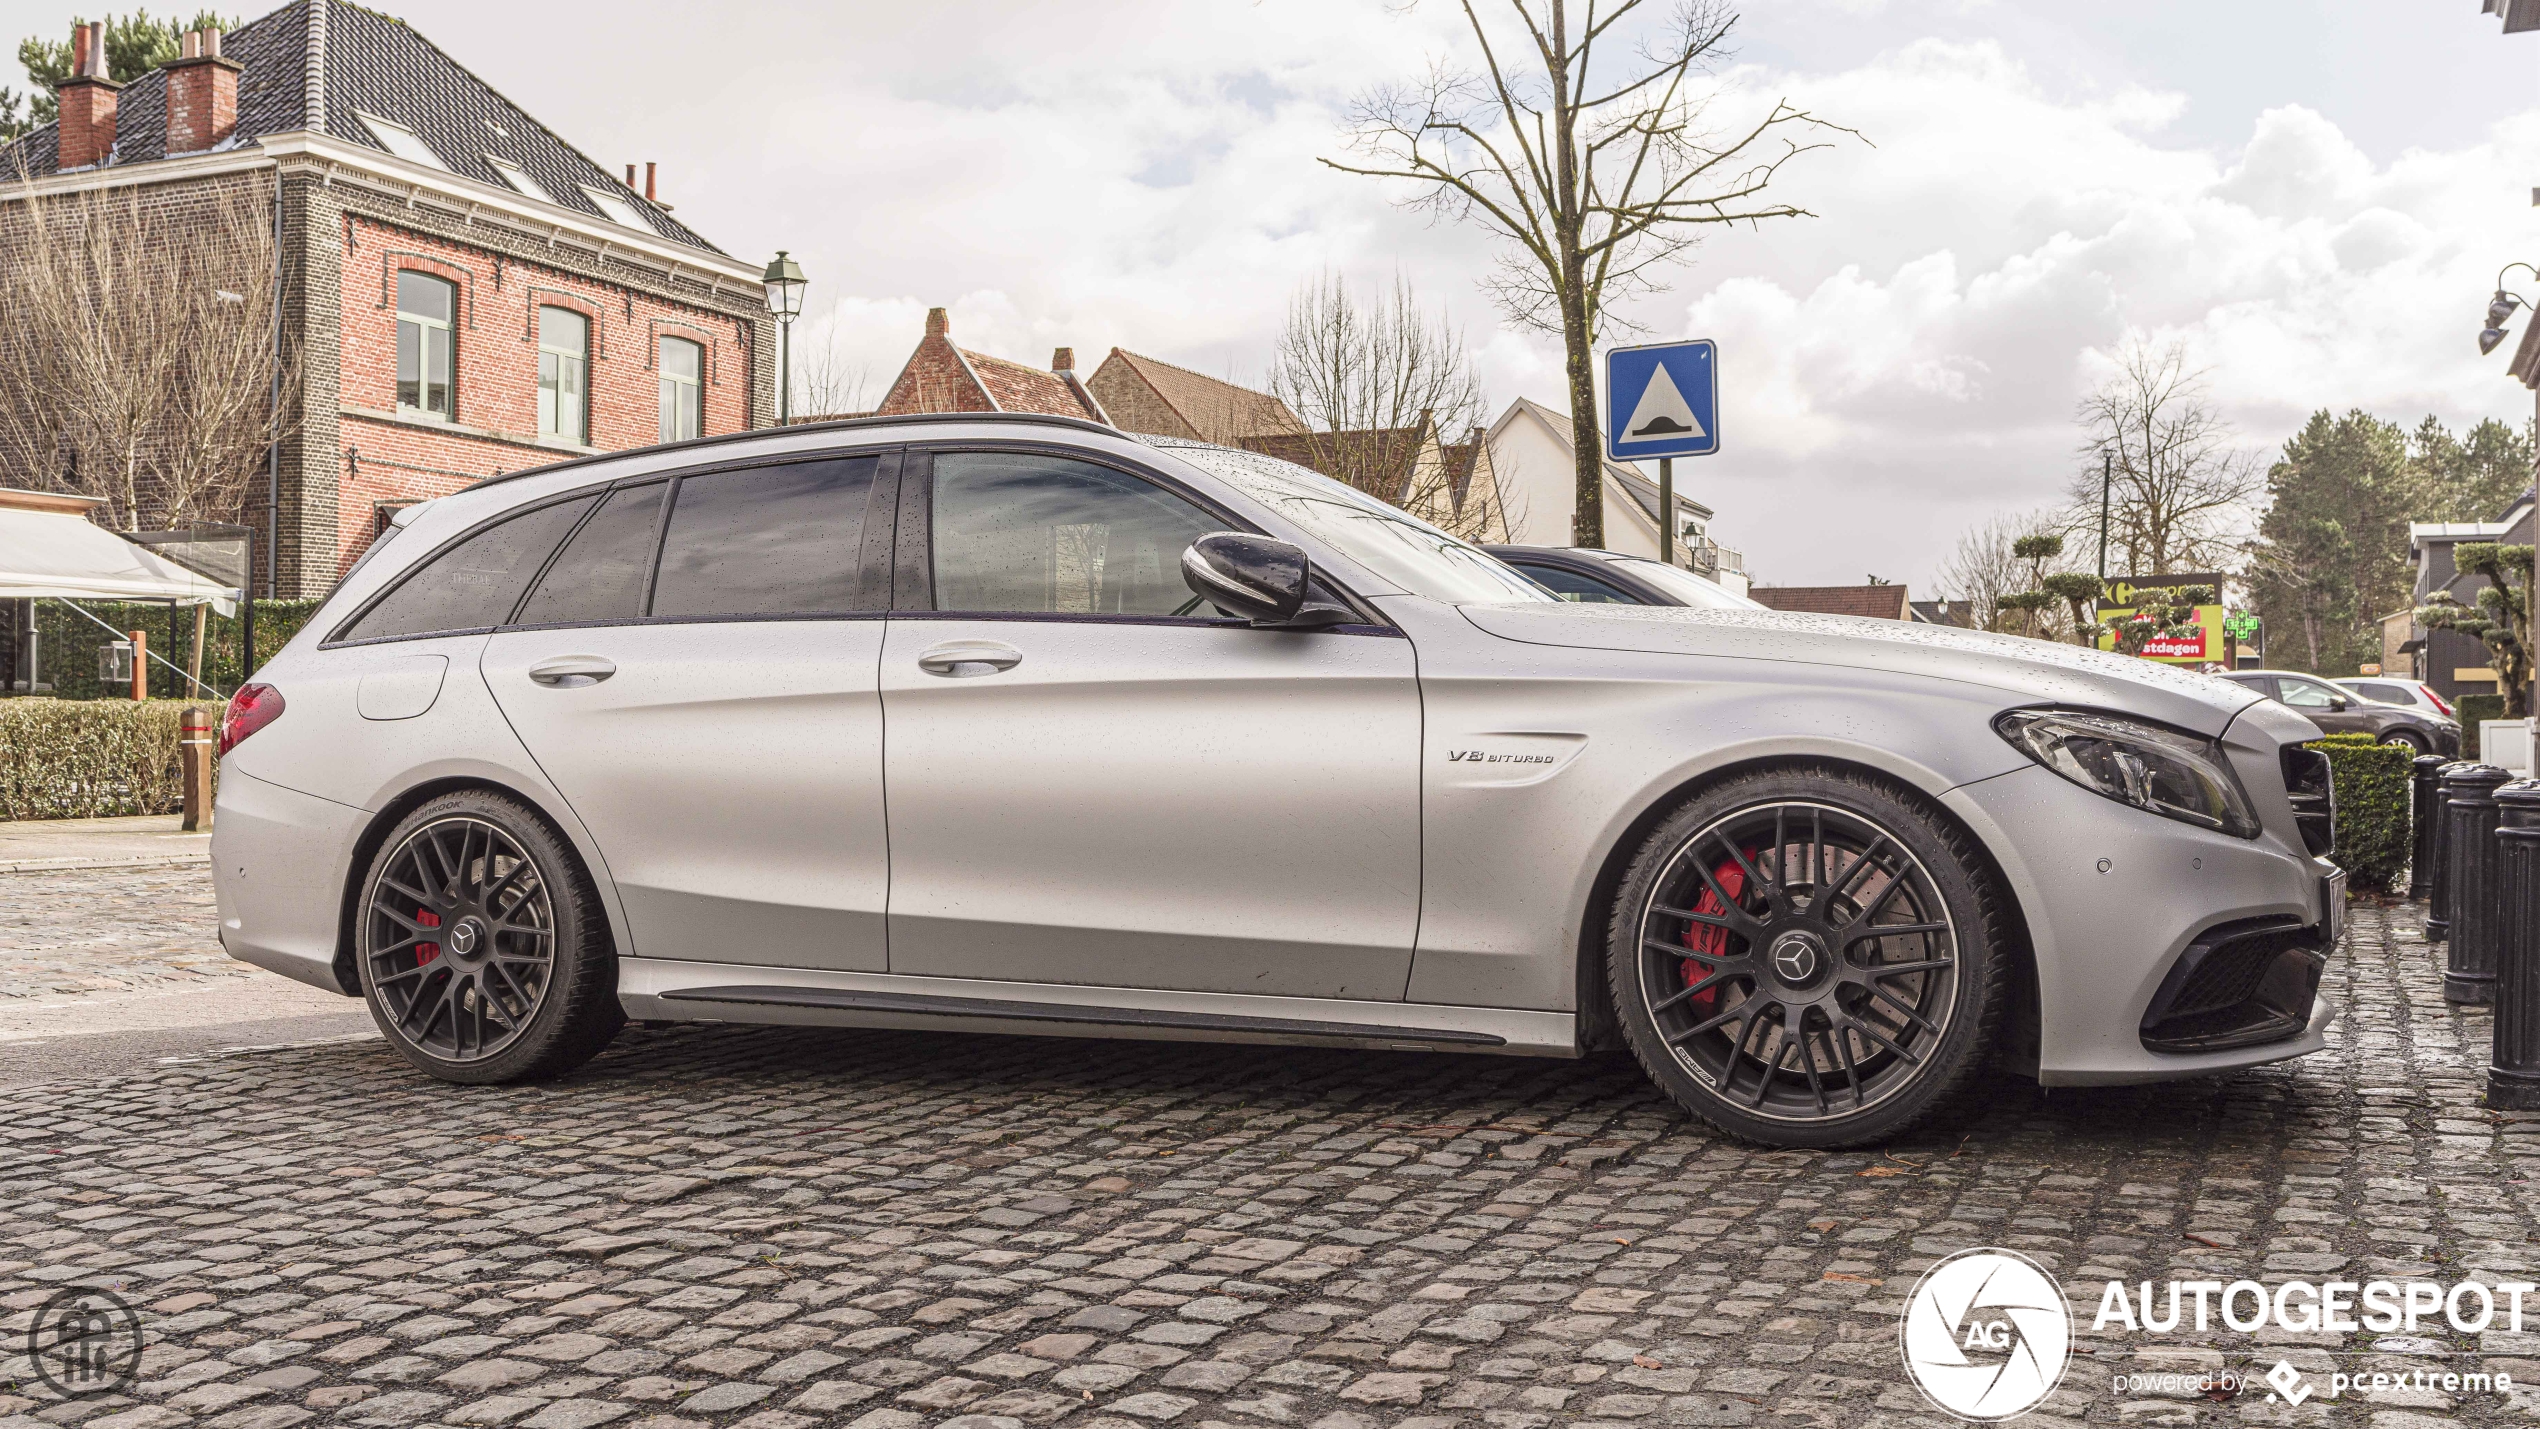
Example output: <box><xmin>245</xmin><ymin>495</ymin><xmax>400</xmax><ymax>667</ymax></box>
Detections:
<box><xmin>1769</xmin><ymin>930</ymin><xmax>1827</xmax><ymax>988</ymax></box>
<box><xmin>448</xmin><ymin>918</ymin><xmax>484</xmax><ymax>957</ymax></box>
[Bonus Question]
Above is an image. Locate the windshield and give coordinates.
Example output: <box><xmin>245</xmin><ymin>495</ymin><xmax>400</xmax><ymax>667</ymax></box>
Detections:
<box><xmin>1606</xmin><ymin>555</ymin><xmax>1764</xmax><ymax>610</ymax></box>
<box><xmin>1162</xmin><ymin>443</ymin><xmax>1552</xmax><ymax>604</ymax></box>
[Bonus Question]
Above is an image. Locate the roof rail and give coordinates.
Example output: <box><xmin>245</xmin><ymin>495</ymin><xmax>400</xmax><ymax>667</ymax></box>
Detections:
<box><xmin>469</xmin><ymin>411</ymin><xmax>1124</xmax><ymax>490</ymax></box>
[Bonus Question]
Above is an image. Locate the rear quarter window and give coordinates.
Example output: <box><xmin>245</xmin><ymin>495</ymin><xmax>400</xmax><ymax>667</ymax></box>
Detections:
<box><xmin>335</xmin><ymin>497</ymin><xmax>594</xmax><ymax>643</ymax></box>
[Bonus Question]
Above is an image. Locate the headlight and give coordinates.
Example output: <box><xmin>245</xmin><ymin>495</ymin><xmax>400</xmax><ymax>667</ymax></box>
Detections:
<box><xmin>1995</xmin><ymin>708</ymin><xmax>2261</xmax><ymax>838</ymax></box>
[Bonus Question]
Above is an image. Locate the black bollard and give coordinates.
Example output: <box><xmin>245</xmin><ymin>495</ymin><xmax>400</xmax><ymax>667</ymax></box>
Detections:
<box><xmin>2429</xmin><ymin>760</ymin><xmax>2484</xmax><ymax>944</ymax></box>
<box><xmin>2489</xmin><ymin>780</ymin><xmax>2540</xmax><ymax>1109</ymax></box>
<box><xmin>2445</xmin><ymin>763</ymin><xmax>2515</xmax><ymax>1004</ymax></box>
<box><xmin>2411</xmin><ymin>753</ymin><xmax>2450</xmax><ymax>902</ymax></box>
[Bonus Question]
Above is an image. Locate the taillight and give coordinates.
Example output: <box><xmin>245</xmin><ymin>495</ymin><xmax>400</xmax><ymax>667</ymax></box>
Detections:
<box><xmin>219</xmin><ymin>683</ymin><xmax>285</xmax><ymax>756</ymax></box>
<box><xmin>2421</xmin><ymin>684</ymin><xmax>2454</xmax><ymax>718</ymax></box>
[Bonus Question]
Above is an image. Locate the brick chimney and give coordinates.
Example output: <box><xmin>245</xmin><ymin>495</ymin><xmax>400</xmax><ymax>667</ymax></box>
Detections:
<box><xmin>925</xmin><ymin>307</ymin><xmax>950</xmax><ymax>338</ymax></box>
<box><xmin>163</xmin><ymin>27</ymin><xmax>241</xmax><ymax>155</ymax></box>
<box><xmin>55</xmin><ymin>22</ymin><xmax>122</xmax><ymax>170</ymax></box>
<box><xmin>1051</xmin><ymin>347</ymin><xmax>1075</xmax><ymax>373</ymax></box>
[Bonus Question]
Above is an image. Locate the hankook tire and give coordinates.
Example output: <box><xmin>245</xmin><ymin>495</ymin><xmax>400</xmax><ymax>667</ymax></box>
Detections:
<box><xmin>1607</xmin><ymin>765</ymin><xmax>2008</xmax><ymax>1148</ymax></box>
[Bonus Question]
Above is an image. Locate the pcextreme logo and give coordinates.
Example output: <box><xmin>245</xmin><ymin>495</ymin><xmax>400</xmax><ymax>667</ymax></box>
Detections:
<box><xmin>1900</xmin><ymin>1248</ymin><xmax>2074</xmax><ymax>1420</ymax></box>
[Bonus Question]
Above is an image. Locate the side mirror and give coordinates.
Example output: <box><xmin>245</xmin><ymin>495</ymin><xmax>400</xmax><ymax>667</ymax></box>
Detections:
<box><xmin>2329</xmin><ymin>696</ymin><xmax>2350</xmax><ymax>712</ymax></box>
<box><xmin>1183</xmin><ymin>532</ymin><xmax>1338</xmax><ymax>627</ymax></box>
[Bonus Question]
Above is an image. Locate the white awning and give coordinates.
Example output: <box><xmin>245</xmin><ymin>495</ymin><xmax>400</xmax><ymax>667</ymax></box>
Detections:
<box><xmin>0</xmin><ymin>507</ymin><xmax>241</xmax><ymax>615</ymax></box>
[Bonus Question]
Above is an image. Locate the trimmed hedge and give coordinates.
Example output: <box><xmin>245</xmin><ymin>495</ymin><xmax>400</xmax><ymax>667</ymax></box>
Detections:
<box><xmin>31</xmin><ymin>598</ymin><xmax>322</xmax><ymax>701</ymax></box>
<box><xmin>0</xmin><ymin>699</ymin><xmax>216</xmax><ymax>821</ymax></box>
<box><xmin>2309</xmin><ymin>733</ymin><xmax>2410</xmax><ymax>893</ymax></box>
<box><xmin>2460</xmin><ymin>693</ymin><xmax>2507</xmax><ymax>729</ymax></box>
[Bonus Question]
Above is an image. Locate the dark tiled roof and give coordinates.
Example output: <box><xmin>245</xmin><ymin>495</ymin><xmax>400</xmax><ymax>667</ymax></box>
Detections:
<box><xmin>0</xmin><ymin>0</ymin><xmax>723</xmax><ymax>258</ymax></box>
<box><xmin>1752</xmin><ymin>584</ymin><xmax>1912</xmax><ymax>620</ymax></box>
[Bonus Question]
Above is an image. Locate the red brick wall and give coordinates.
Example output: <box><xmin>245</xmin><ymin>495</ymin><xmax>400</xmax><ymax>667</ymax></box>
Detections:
<box><xmin>329</xmin><ymin>215</ymin><xmax>753</xmax><ymax>576</ymax></box>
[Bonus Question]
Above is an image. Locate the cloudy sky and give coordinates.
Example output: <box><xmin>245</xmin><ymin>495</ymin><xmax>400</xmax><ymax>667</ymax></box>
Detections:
<box><xmin>9</xmin><ymin>0</ymin><xmax>2540</xmax><ymax>588</ymax></box>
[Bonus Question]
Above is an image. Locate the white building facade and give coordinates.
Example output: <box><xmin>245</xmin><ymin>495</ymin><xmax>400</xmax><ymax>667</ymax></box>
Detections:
<box><xmin>1484</xmin><ymin>398</ymin><xmax>1747</xmax><ymax>595</ymax></box>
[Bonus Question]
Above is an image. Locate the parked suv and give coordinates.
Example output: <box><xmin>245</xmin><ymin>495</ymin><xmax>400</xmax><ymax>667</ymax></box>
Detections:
<box><xmin>2334</xmin><ymin>677</ymin><xmax>2454</xmax><ymax>720</ymax></box>
<box><xmin>2221</xmin><ymin>669</ymin><xmax>2459</xmax><ymax>755</ymax></box>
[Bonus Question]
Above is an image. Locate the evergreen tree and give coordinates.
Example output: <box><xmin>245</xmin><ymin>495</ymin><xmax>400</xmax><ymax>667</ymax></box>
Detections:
<box><xmin>2245</xmin><ymin>410</ymin><xmax>2414</xmax><ymax>675</ymax></box>
<box><xmin>2410</xmin><ymin>414</ymin><xmax>2535</xmax><ymax>523</ymax></box>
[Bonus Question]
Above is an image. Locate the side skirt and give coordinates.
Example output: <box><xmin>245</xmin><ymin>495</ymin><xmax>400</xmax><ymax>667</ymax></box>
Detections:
<box><xmin>618</xmin><ymin>959</ymin><xmax>1578</xmax><ymax>1058</ymax></box>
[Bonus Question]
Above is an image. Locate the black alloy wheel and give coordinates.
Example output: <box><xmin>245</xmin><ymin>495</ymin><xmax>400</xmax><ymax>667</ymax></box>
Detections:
<box><xmin>357</xmin><ymin>791</ymin><xmax>622</xmax><ymax>1083</ymax></box>
<box><xmin>1609</xmin><ymin>767</ymin><xmax>2006</xmax><ymax>1147</ymax></box>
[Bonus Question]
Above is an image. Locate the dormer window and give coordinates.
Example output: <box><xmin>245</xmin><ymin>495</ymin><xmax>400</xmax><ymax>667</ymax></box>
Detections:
<box><xmin>580</xmin><ymin>185</ymin><xmax>653</xmax><ymax>233</ymax></box>
<box><xmin>485</xmin><ymin>155</ymin><xmax>549</xmax><ymax>202</ymax></box>
<box><xmin>356</xmin><ymin>111</ymin><xmax>447</xmax><ymax>170</ymax></box>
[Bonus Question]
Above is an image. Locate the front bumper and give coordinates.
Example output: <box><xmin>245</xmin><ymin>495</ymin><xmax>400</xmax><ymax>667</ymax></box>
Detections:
<box><xmin>1944</xmin><ymin>763</ymin><xmax>2339</xmax><ymax>1086</ymax></box>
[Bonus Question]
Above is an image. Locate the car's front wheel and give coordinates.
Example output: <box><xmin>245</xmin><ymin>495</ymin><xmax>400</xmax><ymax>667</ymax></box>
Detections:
<box><xmin>1606</xmin><ymin>766</ymin><xmax>2008</xmax><ymax>1148</ymax></box>
<box><xmin>356</xmin><ymin>790</ymin><xmax>623</xmax><ymax>1084</ymax></box>
<box><xmin>2378</xmin><ymin>729</ymin><xmax>2429</xmax><ymax>755</ymax></box>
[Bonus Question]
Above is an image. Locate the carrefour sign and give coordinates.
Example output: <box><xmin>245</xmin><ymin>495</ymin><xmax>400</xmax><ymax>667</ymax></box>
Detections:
<box><xmin>2096</xmin><ymin>572</ymin><xmax>2227</xmax><ymax>665</ymax></box>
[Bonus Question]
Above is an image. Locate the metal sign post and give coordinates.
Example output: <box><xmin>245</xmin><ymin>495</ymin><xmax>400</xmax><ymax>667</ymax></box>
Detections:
<box><xmin>1605</xmin><ymin>340</ymin><xmax>1719</xmax><ymax>565</ymax></box>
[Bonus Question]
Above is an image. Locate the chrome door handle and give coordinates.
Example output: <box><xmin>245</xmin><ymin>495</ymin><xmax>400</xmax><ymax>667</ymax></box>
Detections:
<box><xmin>916</xmin><ymin>640</ymin><xmax>1023</xmax><ymax>678</ymax></box>
<box><xmin>527</xmin><ymin>655</ymin><xmax>616</xmax><ymax>688</ymax></box>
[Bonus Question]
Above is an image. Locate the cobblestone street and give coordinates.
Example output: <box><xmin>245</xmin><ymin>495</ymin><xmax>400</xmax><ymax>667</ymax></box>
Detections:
<box><xmin>2</xmin><ymin>883</ymin><xmax>2538</xmax><ymax>1429</ymax></box>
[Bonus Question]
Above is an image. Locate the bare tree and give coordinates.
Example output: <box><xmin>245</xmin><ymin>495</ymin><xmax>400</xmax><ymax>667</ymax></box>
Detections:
<box><xmin>1271</xmin><ymin>273</ymin><xmax>1487</xmax><ymax>445</ymax></box>
<box><xmin>1264</xmin><ymin>273</ymin><xmax>1507</xmax><ymax>539</ymax></box>
<box><xmin>786</xmin><ymin>325</ymin><xmax>874</xmax><ymax>421</ymax></box>
<box><xmin>2071</xmin><ymin>341</ymin><xmax>2260</xmax><ymax>576</ymax></box>
<box><xmin>1324</xmin><ymin>0</ymin><xmax>1847</xmax><ymax>547</ymax></box>
<box><xmin>0</xmin><ymin>178</ymin><xmax>294</xmax><ymax>530</ymax></box>
<box><xmin>1936</xmin><ymin>511</ymin><xmax>2073</xmax><ymax>634</ymax></box>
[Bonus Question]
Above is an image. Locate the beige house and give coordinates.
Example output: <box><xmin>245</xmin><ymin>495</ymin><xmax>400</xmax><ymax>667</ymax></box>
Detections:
<box><xmin>1240</xmin><ymin>415</ymin><xmax>1508</xmax><ymax>543</ymax></box>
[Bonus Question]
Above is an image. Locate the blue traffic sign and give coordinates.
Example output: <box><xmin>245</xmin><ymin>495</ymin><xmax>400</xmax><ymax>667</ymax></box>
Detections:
<box><xmin>1605</xmin><ymin>340</ymin><xmax>1718</xmax><ymax>461</ymax></box>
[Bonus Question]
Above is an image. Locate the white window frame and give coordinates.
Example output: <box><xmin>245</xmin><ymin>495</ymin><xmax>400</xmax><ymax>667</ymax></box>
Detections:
<box><xmin>395</xmin><ymin>272</ymin><xmax>457</xmax><ymax>422</ymax></box>
<box><xmin>658</xmin><ymin>336</ymin><xmax>703</xmax><ymax>443</ymax></box>
<box><xmin>537</xmin><ymin>306</ymin><xmax>590</xmax><ymax>444</ymax></box>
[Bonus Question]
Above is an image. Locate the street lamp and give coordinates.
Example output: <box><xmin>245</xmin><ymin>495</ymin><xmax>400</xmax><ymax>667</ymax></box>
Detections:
<box><xmin>762</xmin><ymin>251</ymin><xmax>807</xmax><ymax>425</ymax></box>
<box><xmin>2477</xmin><ymin>262</ymin><xmax>2537</xmax><ymax>356</ymax></box>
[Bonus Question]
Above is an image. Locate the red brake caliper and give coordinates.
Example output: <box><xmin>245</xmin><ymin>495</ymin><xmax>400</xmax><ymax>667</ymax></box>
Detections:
<box><xmin>1681</xmin><ymin>858</ymin><xmax>1749</xmax><ymax>1013</ymax></box>
<box><xmin>416</xmin><ymin>909</ymin><xmax>442</xmax><ymax>966</ymax></box>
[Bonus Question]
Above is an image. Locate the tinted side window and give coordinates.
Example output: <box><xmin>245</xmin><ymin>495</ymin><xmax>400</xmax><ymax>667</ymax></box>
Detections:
<box><xmin>514</xmin><ymin>482</ymin><xmax>667</xmax><ymax>627</ymax></box>
<box><xmin>652</xmin><ymin>458</ymin><xmax>880</xmax><ymax>618</ymax></box>
<box><xmin>930</xmin><ymin>452</ymin><xmax>1221</xmax><ymax>617</ymax></box>
<box><xmin>340</xmin><ymin>497</ymin><xmax>593</xmax><ymax>642</ymax></box>
<box><xmin>2351</xmin><ymin>682</ymin><xmax>2406</xmax><ymax>704</ymax></box>
<box><xmin>1515</xmin><ymin>563</ymin><xmax>1642</xmax><ymax>604</ymax></box>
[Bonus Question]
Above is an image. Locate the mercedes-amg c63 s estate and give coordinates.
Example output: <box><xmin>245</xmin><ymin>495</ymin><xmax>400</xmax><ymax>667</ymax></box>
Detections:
<box><xmin>211</xmin><ymin>413</ymin><xmax>2343</xmax><ymax>1147</ymax></box>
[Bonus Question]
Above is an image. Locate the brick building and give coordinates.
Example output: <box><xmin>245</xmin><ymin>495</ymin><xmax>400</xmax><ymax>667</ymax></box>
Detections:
<box><xmin>0</xmin><ymin>1</ymin><xmax>776</xmax><ymax>597</ymax></box>
<box><xmin>874</xmin><ymin>309</ymin><xmax>1108</xmax><ymax>421</ymax></box>
<box><xmin>1086</xmin><ymin>348</ymin><xmax>1305</xmax><ymax>444</ymax></box>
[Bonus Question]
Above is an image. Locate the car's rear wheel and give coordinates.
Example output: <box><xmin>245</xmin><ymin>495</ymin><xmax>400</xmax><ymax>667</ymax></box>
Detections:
<box><xmin>356</xmin><ymin>791</ymin><xmax>622</xmax><ymax>1084</ymax></box>
<box><xmin>1606</xmin><ymin>766</ymin><xmax>2007</xmax><ymax>1148</ymax></box>
<box><xmin>2379</xmin><ymin>730</ymin><xmax>2429</xmax><ymax>754</ymax></box>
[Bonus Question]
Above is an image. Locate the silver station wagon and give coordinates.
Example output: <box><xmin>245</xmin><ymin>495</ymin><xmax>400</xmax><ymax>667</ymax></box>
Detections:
<box><xmin>212</xmin><ymin>414</ymin><xmax>2342</xmax><ymax>1148</ymax></box>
